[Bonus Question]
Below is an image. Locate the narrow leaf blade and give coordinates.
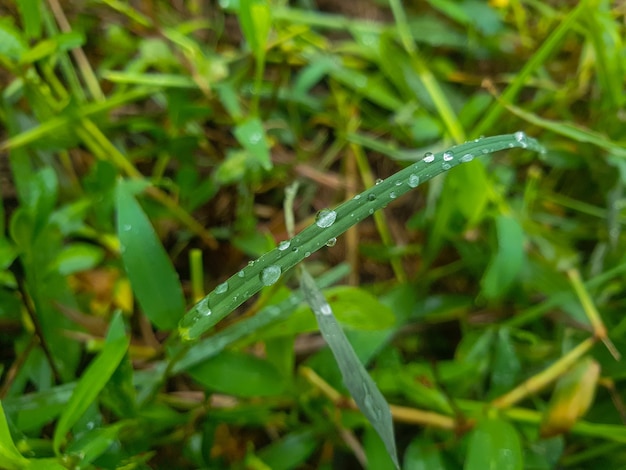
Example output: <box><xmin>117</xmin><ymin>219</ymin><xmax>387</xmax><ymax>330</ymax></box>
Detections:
<box><xmin>300</xmin><ymin>267</ymin><xmax>399</xmax><ymax>469</ymax></box>
<box><xmin>116</xmin><ymin>182</ymin><xmax>185</xmax><ymax>330</ymax></box>
<box><xmin>52</xmin><ymin>313</ymin><xmax>129</xmax><ymax>453</ymax></box>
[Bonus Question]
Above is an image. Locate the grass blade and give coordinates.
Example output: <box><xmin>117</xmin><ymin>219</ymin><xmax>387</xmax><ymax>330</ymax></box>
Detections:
<box><xmin>179</xmin><ymin>133</ymin><xmax>544</xmax><ymax>341</ymax></box>
<box><xmin>473</xmin><ymin>0</ymin><xmax>589</xmax><ymax>136</ymax></box>
<box><xmin>116</xmin><ymin>181</ymin><xmax>186</xmax><ymax>331</ymax></box>
<box><xmin>172</xmin><ymin>263</ymin><xmax>350</xmax><ymax>373</ymax></box>
<box><xmin>300</xmin><ymin>266</ymin><xmax>399</xmax><ymax>469</ymax></box>
<box><xmin>0</xmin><ymin>401</ymin><xmax>29</xmax><ymax>470</ymax></box>
<box><xmin>52</xmin><ymin>313</ymin><xmax>129</xmax><ymax>453</ymax></box>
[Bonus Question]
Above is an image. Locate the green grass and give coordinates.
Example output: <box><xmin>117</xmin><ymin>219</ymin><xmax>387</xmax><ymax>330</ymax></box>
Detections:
<box><xmin>0</xmin><ymin>0</ymin><xmax>625</xmax><ymax>469</ymax></box>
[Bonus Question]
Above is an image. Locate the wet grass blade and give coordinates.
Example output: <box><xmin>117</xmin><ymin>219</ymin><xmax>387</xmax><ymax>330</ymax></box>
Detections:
<box><xmin>300</xmin><ymin>266</ymin><xmax>399</xmax><ymax>469</ymax></box>
<box><xmin>179</xmin><ymin>133</ymin><xmax>545</xmax><ymax>341</ymax></box>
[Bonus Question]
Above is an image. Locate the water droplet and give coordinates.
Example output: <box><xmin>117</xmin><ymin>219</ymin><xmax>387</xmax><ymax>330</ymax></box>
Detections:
<box><xmin>304</xmin><ymin>251</ymin><xmax>311</xmax><ymax>257</ymax></box>
<box><xmin>278</xmin><ymin>240</ymin><xmax>291</xmax><ymax>251</ymax></box>
<box><xmin>408</xmin><ymin>174</ymin><xmax>420</xmax><ymax>188</ymax></box>
<box><xmin>423</xmin><ymin>152</ymin><xmax>435</xmax><ymax>163</ymax></box>
<box><xmin>375</xmin><ymin>178</ymin><xmax>383</xmax><ymax>185</ymax></box>
<box><xmin>247</xmin><ymin>260</ymin><xmax>255</xmax><ymax>267</ymax></box>
<box><xmin>395</xmin><ymin>180</ymin><xmax>402</xmax><ymax>186</ymax></box>
<box><xmin>326</xmin><ymin>237</ymin><xmax>337</xmax><ymax>247</ymax></box>
<box><xmin>481</xmin><ymin>149</ymin><xmax>490</xmax><ymax>154</ymax></box>
<box><xmin>368</xmin><ymin>208</ymin><xmax>374</xmax><ymax>214</ymax></box>
<box><xmin>238</xmin><ymin>270</ymin><xmax>245</xmax><ymax>278</ymax></box>
<box><xmin>198</xmin><ymin>297</ymin><xmax>212</xmax><ymax>316</ymax></box>
<box><xmin>249</xmin><ymin>132</ymin><xmax>262</xmax><ymax>144</ymax></box>
<box><xmin>292</xmin><ymin>246</ymin><xmax>299</xmax><ymax>253</ymax></box>
<box><xmin>389</xmin><ymin>192</ymin><xmax>396</xmax><ymax>199</ymax></box>
<box><xmin>320</xmin><ymin>304</ymin><xmax>332</xmax><ymax>316</ymax></box>
<box><xmin>443</xmin><ymin>151</ymin><xmax>454</xmax><ymax>161</ymax></box>
<box><xmin>353</xmin><ymin>194</ymin><xmax>361</xmax><ymax>200</ymax></box>
<box><xmin>442</xmin><ymin>163</ymin><xmax>451</xmax><ymax>170</ymax></box>
<box><xmin>460</xmin><ymin>153</ymin><xmax>474</xmax><ymax>163</ymax></box>
<box><xmin>367</xmin><ymin>193</ymin><xmax>376</xmax><ymax>201</ymax></box>
<box><xmin>122</xmin><ymin>224</ymin><xmax>132</xmax><ymax>232</ymax></box>
<box><xmin>218</xmin><ymin>0</ymin><xmax>231</xmax><ymax>7</ymax></box>
<box><xmin>260</xmin><ymin>265</ymin><xmax>281</xmax><ymax>286</ymax></box>
<box><xmin>514</xmin><ymin>130</ymin><xmax>529</xmax><ymax>148</ymax></box>
<box><xmin>315</xmin><ymin>209</ymin><xmax>337</xmax><ymax>228</ymax></box>
<box><xmin>215</xmin><ymin>282</ymin><xmax>228</xmax><ymax>294</ymax></box>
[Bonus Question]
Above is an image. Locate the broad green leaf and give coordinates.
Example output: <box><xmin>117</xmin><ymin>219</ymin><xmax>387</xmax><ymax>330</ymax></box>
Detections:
<box><xmin>455</xmin><ymin>329</ymin><xmax>496</xmax><ymax>389</ymax></box>
<box><xmin>300</xmin><ymin>267</ymin><xmax>399</xmax><ymax>469</ymax></box>
<box><xmin>53</xmin><ymin>243</ymin><xmax>105</xmax><ymax>275</ymax></box>
<box><xmin>489</xmin><ymin>327</ymin><xmax>522</xmax><ymax>397</ymax></box>
<box><xmin>481</xmin><ymin>215</ymin><xmax>525</xmax><ymax>300</ymax></box>
<box><xmin>233</xmin><ymin>118</ymin><xmax>272</xmax><ymax>171</ymax></box>
<box><xmin>394</xmin><ymin>366</ymin><xmax>453</xmax><ymax>414</ymax></box>
<box><xmin>259</xmin><ymin>286</ymin><xmax>396</xmax><ymax>339</ymax></box>
<box><xmin>116</xmin><ymin>181</ymin><xmax>185</xmax><ymax>330</ymax></box>
<box><xmin>265</xmin><ymin>336</ymin><xmax>294</xmax><ymax>384</ymax></box>
<box><xmin>53</xmin><ymin>313</ymin><xmax>129</xmax><ymax>453</ymax></box>
<box><xmin>24</xmin><ymin>459</ymin><xmax>66</xmax><ymax>470</ymax></box>
<box><xmin>0</xmin><ymin>401</ymin><xmax>29</xmax><ymax>470</ymax></box>
<box><xmin>26</xmin><ymin>167</ymin><xmax>58</xmax><ymax>235</ymax></box>
<box><xmin>187</xmin><ymin>350</ymin><xmax>286</xmax><ymax>397</ymax></box>
<box><xmin>16</xmin><ymin>0</ymin><xmax>41</xmax><ymax>40</ymax></box>
<box><xmin>363</xmin><ymin>426</ymin><xmax>397</xmax><ymax>470</ymax></box>
<box><xmin>10</xmin><ymin>216</ymin><xmax>81</xmax><ymax>379</ymax></box>
<box><xmin>66</xmin><ymin>422</ymin><xmax>128</xmax><ymax>466</ymax></box>
<box><xmin>0</xmin><ymin>238</ymin><xmax>18</xmax><ymax>270</ymax></box>
<box><xmin>3</xmin><ymin>384</ymin><xmax>74</xmax><ymax>433</ymax></box>
<box><xmin>0</xmin><ymin>21</ymin><xmax>26</xmax><ymax>61</ymax></box>
<box><xmin>523</xmin><ymin>436</ymin><xmax>564</xmax><ymax>470</ymax></box>
<box><xmin>465</xmin><ymin>416</ymin><xmax>523</xmax><ymax>470</ymax></box>
<box><xmin>257</xmin><ymin>429</ymin><xmax>317</xmax><ymax>470</ymax></box>
<box><xmin>403</xmin><ymin>437</ymin><xmax>446</xmax><ymax>470</ymax></box>
<box><xmin>238</xmin><ymin>0</ymin><xmax>271</xmax><ymax>61</ymax></box>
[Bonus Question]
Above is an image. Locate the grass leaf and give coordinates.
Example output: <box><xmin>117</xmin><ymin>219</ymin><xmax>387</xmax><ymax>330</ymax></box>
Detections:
<box><xmin>116</xmin><ymin>181</ymin><xmax>186</xmax><ymax>330</ymax></box>
<box><xmin>52</xmin><ymin>313</ymin><xmax>129</xmax><ymax>453</ymax></box>
<box><xmin>300</xmin><ymin>266</ymin><xmax>399</xmax><ymax>469</ymax></box>
<box><xmin>179</xmin><ymin>133</ymin><xmax>544</xmax><ymax>340</ymax></box>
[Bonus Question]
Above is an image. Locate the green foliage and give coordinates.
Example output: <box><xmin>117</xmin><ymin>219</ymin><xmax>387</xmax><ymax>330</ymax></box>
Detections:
<box><xmin>0</xmin><ymin>0</ymin><xmax>625</xmax><ymax>469</ymax></box>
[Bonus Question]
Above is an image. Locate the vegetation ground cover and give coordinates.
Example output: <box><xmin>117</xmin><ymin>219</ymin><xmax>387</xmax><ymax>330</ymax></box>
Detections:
<box><xmin>0</xmin><ymin>0</ymin><xmax>625</xmax><ymax>468</ymax></box>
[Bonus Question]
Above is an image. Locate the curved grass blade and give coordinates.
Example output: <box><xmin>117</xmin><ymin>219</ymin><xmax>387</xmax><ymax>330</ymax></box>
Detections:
<box><xmin>52</xmin><ymin>313</ymin><xmax>129</xmax><ymax>453</ymax></box>
<box><xmin>0</xmin><ymin>401</ymin><xmax>29</xmax><ymax>470</ymax></box>
<box><xmin>179</xmin><ymin>133</ymin><xmax>545</xmax><ymax>341</ymax></box>
<box><xmin>171</xmin><ymin>263</ymin><xmax>350</xmax><ymax>373</ymax></box>
<box><xmin>300</xmin><ymin>266</ymin><xmax>399</xmax><ymax>469</ymax></box>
